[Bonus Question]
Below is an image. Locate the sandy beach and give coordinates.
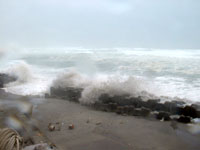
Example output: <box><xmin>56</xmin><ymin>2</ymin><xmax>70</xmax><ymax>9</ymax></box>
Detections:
<box><xmin>32</xmin><ymin>98</ymin><xmax>200</xmax><ymax>150</ymax></box>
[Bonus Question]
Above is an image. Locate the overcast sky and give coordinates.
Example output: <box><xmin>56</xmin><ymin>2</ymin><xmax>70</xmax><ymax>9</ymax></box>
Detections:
<box><xmin>0</xmin><ymin>0</ymin><xmax>200</xmax><ymax>49</ymax></box>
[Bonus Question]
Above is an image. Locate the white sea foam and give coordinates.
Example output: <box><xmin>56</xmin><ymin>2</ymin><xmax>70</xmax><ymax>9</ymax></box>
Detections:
<box><xmin>1</xmin><ymin>61</ymin><xmax>52</xmax><ymax>95</ymax></box>
<box><xmin>52</xmin><ymin>70</ymin><xmax>90</xmax><ymax>89</ymax></box>
<box><xmin>5</xmin><ymin>61</ymin><xmax>33</xmax><ymax>83</ymax></box>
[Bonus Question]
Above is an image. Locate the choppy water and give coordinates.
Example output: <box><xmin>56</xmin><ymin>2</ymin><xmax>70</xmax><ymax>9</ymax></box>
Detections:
<box><xmin>0</xmin><ymin>48</ymin><xmax>200</xmax><ymax>103</ymax></box>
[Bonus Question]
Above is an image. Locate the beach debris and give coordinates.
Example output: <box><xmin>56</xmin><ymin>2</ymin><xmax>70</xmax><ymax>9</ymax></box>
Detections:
<box><xmin>24</xmin><ymin>137</ymin><xmax>35</xmax><ymax>147</ymax></box>
<box><xmin>55</xmin><ymin>122</ymin><xmax>61</xmax><ymax>131</ymax></box>
<box><xmin>0</xmin><ymin>128</ymin><xmax>23</xmax><ymax>150</ymax></box>
<box><xmin>48</xmin><ymin>123</ymin><xmax>55</xmax><ymax>132</ymax></box>
<box><xmin>23</xmin><ymin>143</ymin><xmax>53</xmax><ymax>150</ymax></box>
<box><xmin>1</xmin><ymin>99</ymin><xmax>57</xmax><ymax>150</ymax></box>
<box><xmin>48</xmin><ymin>122</ymin><xmax>62</xmax><ymax>132</ymax></box>
<box><xmin>68</xmin><ymin>124</ymin><xmax>74</xmax><ymax>130</ymax></box>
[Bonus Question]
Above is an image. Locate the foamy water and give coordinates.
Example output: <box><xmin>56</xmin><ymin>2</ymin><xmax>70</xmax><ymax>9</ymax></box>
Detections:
<box><xmin>0</xmin><ymin>48</ymin><xmax>200</xmax><ymax>103</ymax></box>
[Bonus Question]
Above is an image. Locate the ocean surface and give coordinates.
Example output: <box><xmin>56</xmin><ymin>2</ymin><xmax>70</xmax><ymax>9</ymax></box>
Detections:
<box><xmin>0</xmin><ymin>48</ymin><xmax>200</xmax><ymax>103</ymax></box>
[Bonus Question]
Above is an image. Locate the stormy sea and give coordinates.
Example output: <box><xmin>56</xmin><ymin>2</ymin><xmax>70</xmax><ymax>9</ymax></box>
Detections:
<box><xmin>0</xmin><ymin>48</ymin><xmax>200</xmax><ymax>104</ymax></box>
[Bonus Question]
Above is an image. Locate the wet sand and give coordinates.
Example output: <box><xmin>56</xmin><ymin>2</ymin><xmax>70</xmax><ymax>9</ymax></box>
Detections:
<box><xmin>32</xmin><ymin>98</ymin><xmax>200</xmax><ymax>150</ymax></box>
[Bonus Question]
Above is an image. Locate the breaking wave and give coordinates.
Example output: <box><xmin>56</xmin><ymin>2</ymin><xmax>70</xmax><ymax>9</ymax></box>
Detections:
<box><xmin>0</xmin><ymin>61</ymin><xmax>51</xmax><ymax>96</ymax></box>
<box><xmin>52</xmin><ymin>70</ymin><xmax>158</xmax><ymax>104</ymax></box>
<box><xmin>3</xmin><ymin>61</ymin><xmax>33</xmax><ymax>83</ymax></box>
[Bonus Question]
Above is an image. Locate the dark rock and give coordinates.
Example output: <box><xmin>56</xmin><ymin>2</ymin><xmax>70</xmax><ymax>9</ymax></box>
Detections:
<box><xmin>124</xmin><ymin>105</ymin><xmax>135</xmax><ymax>115</ymax></box>
<box><xmin>154</xmin><ymin>103</ymin><xmax>167</xmax><ymax>112</ymax></box>
<box><xmin>108</xmin><ymin>103</ymin><xmax>118</xmax><ymax>112</ymax></box>
<box><xmin>164</xmin><ymin>101</ymin><xmax>182</xmax><ymax>115</ymax></box>
<box><xmin>191</xmin><ymin>104</ymin><xmax>200</xmax><ymax>118</ymax></box>
<box><xmin>141</xmin><ymin>107</ymin><xmax>151</xmax><ymax>117</ymax></box>
<box><xmin>112</xmin><ymin>95</ymin><xmax>135</xmax><ymax>106</ymax></box>
<box><xmin>0</xmin><ymin>80</ymin><xmax>3</xmax><ymax>88</ymax></box>
<box><xmin>99</xmin><ymin>94</ymin><xmax>143</xmax><ymax>107</ymax></box>
<box><xmin>101</xmin><ymin>104</ymin><xmax>110</xmax><ymax>112</ymax></box>
<box><xmin>172</xmin><ymin>100</ymin><xmax>186</xmax><ymax>106</ymax></box>
<box><xmin>177</xmin><ymin>116</ymin><xmax>191</xmax><ymax>123</ymax></box>
<box><xmin>50</xmin><ymin>87</ymin><xmax>83</xmax><ymax>102</ymax></box>
<box><xmin>0</xmin><ymin>73</ymin><xmax>17</xmax><ymax>88</ymax></box>
<box><xmin>129</xmin><ymin>97</ymin><xmax>145</xmax><ymax>108</ymax></box>
<box><xmin>121</xmin><ymin>105</ymin><xmax>132</xmax><ymax>115</ymax></box>
<box><xmin>197</xmin><ymin>111</ymin><xmax>200</xmax><ymax>118</ymax></box>
<box><xmin>191</xmin><ymin>104</ymin><xmax>200</xmax><ymax>110</ymax></box>
<box><xmin>132</xmin><ymin>107</ymin><xmax>151</xmax><ymax>117</ymax></box>
<box><xmin>93</xmin><ymin>103</ymin><xmax>110</xmax><ymax>112</ymax></box>
<box><xmin>99</xmin><ymin>94</ymin><xmax>114</xmax><ymax>104</ymax></box>
<box><xmin>116</xmin><ymin>106</ymin><xmax>124</xmax><ymax>114</ymax></box>
<box><xmin>145</xmin><ymin>99</ymin><xmax>161</xmax><ymax>111</ymax></box>
<box><xmin>156</xmin><ymin>111</ymin><xmax>171</xmax><ymax>121</ymax></box>
<box><xmin>144</xmin><ymin>99</ymin><xmax>173</xmax><ymax>112</ymax></box>
<box><xmin>93</xmin><ymin>102</ymin><xmax>104</xmax><ymax>110</ymax></box>
<box><xmin>181</xmin><ymin>105</ymin><xmax>198</xmax><ymax>118</ymax></box>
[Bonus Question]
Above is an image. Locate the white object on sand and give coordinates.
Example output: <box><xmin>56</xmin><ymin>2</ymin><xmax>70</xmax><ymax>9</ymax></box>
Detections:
<box><xmin>23</xmin><ymin>143</ymin><xmax>53</xmax><ymax>150</ymax></box>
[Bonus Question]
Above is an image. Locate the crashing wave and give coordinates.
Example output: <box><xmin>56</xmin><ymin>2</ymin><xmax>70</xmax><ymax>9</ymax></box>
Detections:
<box><xmin>2</xmin><ymin>61</ymin><xmax>33</xmax><ymax>84</ymax></box>
<box><xmin>51</xmin><ymin>70</ymin><xmax>158</xmax><ymax>104</ymax></box>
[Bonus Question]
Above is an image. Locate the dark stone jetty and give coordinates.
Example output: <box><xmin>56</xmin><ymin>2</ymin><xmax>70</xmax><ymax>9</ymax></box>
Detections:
<box><xmin>48</xmin><ymin>86</ymin><xmax>200</xmax><ymax>124</ymax></box>
<box><xmin>49</xmin><ymin>87</ymin><xmax>83</xmax><ymax>102</ymax></box>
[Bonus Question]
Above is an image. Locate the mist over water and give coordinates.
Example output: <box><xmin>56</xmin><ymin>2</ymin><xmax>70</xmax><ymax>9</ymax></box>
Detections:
<box><xmin>0</xmin><ymin>48</ymin><xmax>200</xmax><ymax>103</ymax></box>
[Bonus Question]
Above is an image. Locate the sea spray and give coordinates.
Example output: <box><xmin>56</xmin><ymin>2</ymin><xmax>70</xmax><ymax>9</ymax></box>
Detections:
<box><xmin>52</xmin><ymin>70</ymin><xmax>158</xmax><ymax>104</ymax></box>
<box><xmin>3</xmin><ymin>61</ymin><xmax>33</xmax><ymax>83</ymax></box>
<box><xmin>1</xmin><ymin>61</ymin><xmax>51</xmax><ymax>95</ymax></box>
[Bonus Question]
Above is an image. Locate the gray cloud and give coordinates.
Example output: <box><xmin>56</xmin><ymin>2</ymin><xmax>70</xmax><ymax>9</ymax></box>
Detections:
<box><xmin>0</xmin><ymin>0</ymin><xmax>200</xmax><ymax>49</ymax></box>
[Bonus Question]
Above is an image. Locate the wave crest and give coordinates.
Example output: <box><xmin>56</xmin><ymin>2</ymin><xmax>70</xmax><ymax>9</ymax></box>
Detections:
<box><xmin>52</xmin><ymin>70</ymin><xmax>157</xmax><ymax>104</ymax></box>
<box><xmin>4</xmin><ymin>61</ymin><xmax>33</xmax><ymax>83</ymax></box>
